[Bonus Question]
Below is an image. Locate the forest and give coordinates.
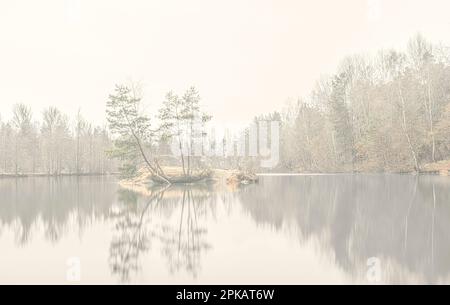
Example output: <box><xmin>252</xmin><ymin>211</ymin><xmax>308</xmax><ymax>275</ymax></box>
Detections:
<box><xmin>1</xmin><ymin>35</ymin><xmax>450</xmax><ymax>176</ymax></box>
<box><xmin>277</xmin><ymin>34</ymin><xmax>450</xmax><ymax>173</ymax></box>
<box><xmin>0</xmin><ymin>106</ymin><xmax>116</xmax><ymax>175</ymax></box>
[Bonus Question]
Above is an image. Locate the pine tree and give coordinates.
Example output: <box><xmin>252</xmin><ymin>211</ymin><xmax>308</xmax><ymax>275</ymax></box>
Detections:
<box><xmin>106</xmin><ymin>84</ymin><xmax>169</xmax><ymax>181</ymax></box>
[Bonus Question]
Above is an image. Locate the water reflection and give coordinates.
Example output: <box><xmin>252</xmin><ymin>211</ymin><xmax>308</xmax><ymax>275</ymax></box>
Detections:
<box><xmin>108</xmin><ymin>185</ymin><xmax>215</xmax><ymax>282</ymax></box>
<box><xmin>0</xmin><ymin>174</ymin><xmax>449</xmax><ymax>284</ymax></box>
<box><xmin>0</xmin><ymin>176</ymin><xmax>115</xmax><ymax>244</ymax></box>
<box><xmin>108</xmin><ymin>188</ymin><xmax>156</xmax><ymax>282</ymax></box>
<box><xmin>237</xmin><ymin>174</ymin><xmax>450</xmax><ymax>284</ymax></box>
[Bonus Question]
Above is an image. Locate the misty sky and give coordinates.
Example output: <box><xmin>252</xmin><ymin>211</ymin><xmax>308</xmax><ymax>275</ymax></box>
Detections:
<box><xmin>1</xmin><ymin>0</ymin><xmax>450</xmax><ymax>125</ymax></box>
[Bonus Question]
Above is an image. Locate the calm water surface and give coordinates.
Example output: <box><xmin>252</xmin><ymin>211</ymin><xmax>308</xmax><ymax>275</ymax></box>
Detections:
<box><xmin>0</xmin><ymin>174</ymin><xmax>449</xmax><ymax>284</ymax></box>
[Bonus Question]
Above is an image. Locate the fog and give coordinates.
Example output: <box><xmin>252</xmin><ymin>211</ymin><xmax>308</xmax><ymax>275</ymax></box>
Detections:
<box><xmin>2</xmin><ymin>0</ymin><xmax>450</xmax><ymax>125</ymax></box>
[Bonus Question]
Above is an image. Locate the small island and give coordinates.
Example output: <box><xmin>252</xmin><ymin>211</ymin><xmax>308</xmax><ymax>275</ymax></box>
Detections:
<box><xmin>106</xmin><ymin>85</ymin><xmax>260</xmax><ymax>191</ymax></box>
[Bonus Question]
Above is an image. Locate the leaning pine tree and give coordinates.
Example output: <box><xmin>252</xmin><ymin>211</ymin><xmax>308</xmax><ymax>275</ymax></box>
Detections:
<box><xmin>106</xmin><ymin>84</ymin><xmax>170</xmax><ymax>183</ymax></box>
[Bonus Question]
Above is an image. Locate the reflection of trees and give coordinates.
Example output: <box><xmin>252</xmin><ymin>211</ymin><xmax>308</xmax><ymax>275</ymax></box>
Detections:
<box><xmin>0</xmin><ymin>176</ymin><xmax>216</xmax><ymax>282</ymax></box>
<box><xmin>0</xmin><ymin>177</ymin><xmax>116</xmax><ymax>244</ymax></box>
<box><xmin>108</xmin><ymin>187</ymin><xmax>166</xmax><ymax>282</ymax></box>
<box><xmin>4</xmin><ymin>174</ymin><xmax>446</xmax><ymax>284</ymax></box>
<box><xmin>158</xmin><ymin>186</ymin><xmax>212</xmax><ymax>278</ymax></box>
<box><xmin>108</xmin><ymin>184</ymin><xmax>214</xmax><ymax>282</ymax></box>
<box><xmin>236</xmin><ymin>175</ymin><xmax>450</xmax><ymax>284</ymax></box>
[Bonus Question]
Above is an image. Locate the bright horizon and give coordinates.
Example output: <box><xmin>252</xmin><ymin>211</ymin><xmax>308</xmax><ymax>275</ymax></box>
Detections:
<box><xmin>1</xmin><ymin>0</ymin><xmax>450</xmax><ymax>126</ymax></box>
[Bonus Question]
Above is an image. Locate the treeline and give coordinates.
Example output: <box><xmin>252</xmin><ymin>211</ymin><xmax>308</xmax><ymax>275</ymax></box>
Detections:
<box><xmin>4</xmin><ymin>34</ymin><xmax>450</xmax><ymax>175</ymax></box>
<box><xmin>0</xmin><ymin>105</ymin><xmax>116</xmax><ymax>175</ymax></box>
<box><xmin>276</xmin><ymin>35</ymin><xmax>450</xmax><ymax>173</ymax></box>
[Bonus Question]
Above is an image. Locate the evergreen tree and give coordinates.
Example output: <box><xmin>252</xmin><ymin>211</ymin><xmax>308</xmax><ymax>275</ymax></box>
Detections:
<box><xmin>106</xmin><ymin>84</ymin><xmax>168</xmax><ymax>181</ymax></box>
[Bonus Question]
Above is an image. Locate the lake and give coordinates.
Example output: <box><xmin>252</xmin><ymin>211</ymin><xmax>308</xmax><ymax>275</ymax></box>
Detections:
<box><xmin>0</xmin><ymin>174</ymin><xmax>449</xmax><ymax>284</ymax></box>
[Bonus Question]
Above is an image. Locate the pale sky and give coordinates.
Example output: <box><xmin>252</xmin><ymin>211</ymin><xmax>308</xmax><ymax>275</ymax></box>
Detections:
<box><xmin>1</xmin><ymin>0</ymin><xmax>450</xmax><ymax>126</ymax></box>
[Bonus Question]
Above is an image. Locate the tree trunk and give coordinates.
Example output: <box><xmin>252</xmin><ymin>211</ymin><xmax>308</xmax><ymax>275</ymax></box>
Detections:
<box><xmin>426</xmin><ymin>76</ymin><xmax>436</xmax><ymax>162</ymax></box>
<box><xmin>398</xmin><ymin>84</ymin><xmax>420</xmax><ymax>171</ymax></box>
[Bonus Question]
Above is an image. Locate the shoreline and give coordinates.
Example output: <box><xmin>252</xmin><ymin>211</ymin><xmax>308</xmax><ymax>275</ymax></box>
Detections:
<box><xmin>0</xmin><ymin>172</ymin><xmax>120</xmax><ymax>179</ymax></box>
<box><xmin>257</xmin><ymin>171</ymin><xmax>448</xmax><ymax>176</ymax></box>
<box><xmin>1</xmin><ymin>170</ymin><xmax>447</xmax><ymax>180</ymax></box>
